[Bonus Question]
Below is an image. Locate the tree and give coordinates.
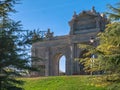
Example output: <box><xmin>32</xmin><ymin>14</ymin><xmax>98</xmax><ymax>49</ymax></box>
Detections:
<box><xmin>106</xmin><ymin>2</ymin><xmax>120</xmax><ymax>21</ymax></box>
<box><xmin>97</xmin><ymin>22</ymin><xmax>120</xmax><ymax>76</ymax></box>
<box><xmin>78</xmin><ymin>23</ymin><xmax>120</xmax><ymax>79</ymax></box>
<box><xmin>0</xmin><ymin>0</ymin><xmax>41</xmax><ymax>90</ymax></box>
<box><xmin>78</xmin><ymin>1</ymin><xmax>120</xmax><ymax>81</ymax></box>
<box><xmin>78</xmin><ymin>41</ymin><xmax>102</xmax><ymax>75</ymax></box>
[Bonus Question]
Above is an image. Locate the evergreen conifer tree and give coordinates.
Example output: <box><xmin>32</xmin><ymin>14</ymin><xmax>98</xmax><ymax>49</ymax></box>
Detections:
<box><xmin>0</xmin><ymin>0</ymin><xmax>37</xmax><ymax>89</ymax></box>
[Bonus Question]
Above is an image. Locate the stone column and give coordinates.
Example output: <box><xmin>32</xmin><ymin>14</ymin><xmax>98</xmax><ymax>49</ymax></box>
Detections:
<box><xmin>48</xmin><ymin>47</ymin><xmax>53</xmax><ymax>76</ymax></box>
<box><xmin>72</xmin><ymin>43</ymin><xmax>78</xmax><ymax>74</ymax></box>
<box><xmin>65</xmin><ymin>45</ymin><xmax>73</xmax><ymax>75</ymax></box>
<box><xmin>45</xmin><ymin>47</ymin><xmax>50</xmax><ymax>76</ymax></box>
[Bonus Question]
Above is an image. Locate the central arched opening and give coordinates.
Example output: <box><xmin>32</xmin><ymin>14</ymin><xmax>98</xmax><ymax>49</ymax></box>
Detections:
<box><xmin>59</xmin><ymin>55</ymin><xmax>66</xmax><ymax>75</ymax></box>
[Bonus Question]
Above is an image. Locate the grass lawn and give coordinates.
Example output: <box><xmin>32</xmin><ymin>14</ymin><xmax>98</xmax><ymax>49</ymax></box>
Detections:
<box><xmin>19</xmin><ymin>75</ymin><xmax>108</xmax><ymax>90</ymax></box>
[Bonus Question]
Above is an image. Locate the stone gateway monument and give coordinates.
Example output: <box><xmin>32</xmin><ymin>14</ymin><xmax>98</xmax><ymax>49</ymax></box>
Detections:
<box><xmin>31</xmin><ymin>7</ymin><xmax>107</xmax><ymax>76</ymax></box>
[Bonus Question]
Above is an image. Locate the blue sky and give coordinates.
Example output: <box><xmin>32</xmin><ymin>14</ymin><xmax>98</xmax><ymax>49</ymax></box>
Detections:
<box><xmin>12</xmin><ymin>0</ymin><xmax>119</xmax><ymax>36</ymax></box>
<box><xmin>11</xmin><ymin>0</ymin><xmax>119</xmax><ymax>72</ymax></box>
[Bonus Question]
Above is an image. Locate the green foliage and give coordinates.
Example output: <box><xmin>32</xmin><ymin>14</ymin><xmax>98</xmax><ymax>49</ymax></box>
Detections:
<box><xmin>98</xmin><ymin>2</ymin><xmax>120</xmax><ymax>79</ymax></box>
<box><xmin>107</xmin><ymin>83</ymin><xmax>120</xmax><ymax>90</ymax></box>
<box><xmin>78</xmin><ymin>22</ymin><xmax>120</xmax><ymax>77</ymax></box>
<box><xmin>0</xmin><ymin>0</ymin><xmax>42</xmax><ymax>90</ymax></box>
<box><xmin>78</xmin><ymin>43</ymin><xmax>102</xmax><ymax>74</ymax></box>
<box><xmin>77</xmin><ymin>1</ymin><xmax>120</xmax><ymax>80</ymax></box>
<box><xmin>97</xmin><ymin>22</ymin><xmax>120</xmax><ymax>74</ymax></box>
<box><xmin>106</xmin><ymin>2</ymin><xmax>120</xmax><ymax>21</ymax></box>
<box><xmin>23</xmin><ymin>29</ymin><xmax>44</xmax><ymax>45</ymax></box>
<box><xmin>0</xmin><ymin>0</ymin><xmax>19</xmax><ymax>17</ymax></box>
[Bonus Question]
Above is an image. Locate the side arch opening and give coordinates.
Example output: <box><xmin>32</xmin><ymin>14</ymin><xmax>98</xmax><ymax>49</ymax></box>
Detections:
<box><xmin>59</xmin><ymin>55</ymin><xmax>66</xmax><ymax>75</ymax></box>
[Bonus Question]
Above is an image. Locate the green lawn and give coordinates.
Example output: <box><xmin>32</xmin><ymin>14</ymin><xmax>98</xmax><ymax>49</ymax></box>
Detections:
<box><xmin>19</xmin><ymin>75</ymin><xmax>108</xmax><ymax>90</ymax></box>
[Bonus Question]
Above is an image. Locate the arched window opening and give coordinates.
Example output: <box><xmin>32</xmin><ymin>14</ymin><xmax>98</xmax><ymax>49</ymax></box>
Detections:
<box><xmin>59</xmin><ymin>55</ymin><xmax>66</xmax><ymax>75</ymax></box>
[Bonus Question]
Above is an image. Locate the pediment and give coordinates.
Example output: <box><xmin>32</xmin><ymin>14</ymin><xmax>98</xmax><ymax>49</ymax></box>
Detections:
<box><xmin>69</xmin><ymin>7</ymin><xmax>107</xmax><ymax>35</ymax></box>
